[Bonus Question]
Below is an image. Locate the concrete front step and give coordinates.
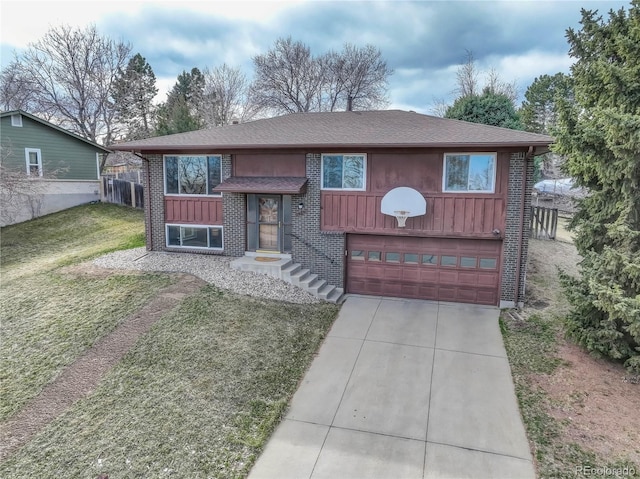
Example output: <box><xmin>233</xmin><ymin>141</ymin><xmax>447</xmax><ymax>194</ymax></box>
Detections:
<box><xmin>230</xmin><ymin>255</ymin><xmax>343</xmax><ymax>304</ymax></box>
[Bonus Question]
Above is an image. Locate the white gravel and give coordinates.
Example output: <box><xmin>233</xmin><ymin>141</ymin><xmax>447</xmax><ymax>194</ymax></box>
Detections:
<box><xmin>92</xmin><ymin>247</ymin><xmax>320</xmax><ymax>304</ymax></box>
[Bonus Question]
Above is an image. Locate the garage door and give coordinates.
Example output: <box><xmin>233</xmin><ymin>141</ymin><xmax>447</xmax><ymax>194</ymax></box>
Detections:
<box><xmin>346</xmin><ymin>235</ymin><xmax>501</xmax><ymax>305</ymax></box>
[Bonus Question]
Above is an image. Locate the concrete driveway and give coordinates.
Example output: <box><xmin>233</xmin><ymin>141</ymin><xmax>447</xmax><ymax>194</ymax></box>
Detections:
<box><xmin>248</xmin><ymin>296</ymin><xmax>535</xmax><ymax>479</ymax></box>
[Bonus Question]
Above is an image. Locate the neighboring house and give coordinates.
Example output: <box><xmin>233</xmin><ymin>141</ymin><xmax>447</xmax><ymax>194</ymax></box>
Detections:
<box><xmin>0</xmin><ymin>110</ymin><xmax>110</xmax><ymax>226</ymax></box>
<box><xmin>110</xmin><ymin>110</ymin><xmax>552</xmax><ymax>307</ymax></box>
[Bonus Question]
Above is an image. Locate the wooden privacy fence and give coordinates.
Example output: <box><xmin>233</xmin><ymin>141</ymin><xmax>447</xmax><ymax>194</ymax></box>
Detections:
<box><xmin>530</xmin><ymin>206</ymin><xmax>558</xmax><ymax>240</ymax></box>
<box><xmin>101</xmin><ymin>177</ymin><xmax>144</xmax><ymax>209</ymax></box>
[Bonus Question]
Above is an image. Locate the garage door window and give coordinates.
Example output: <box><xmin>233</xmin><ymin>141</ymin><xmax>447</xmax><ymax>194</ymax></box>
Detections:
<box><xmin>441</xmin><ymin>255</ymin><xmax>457</xmax><ymax>266</ymax></box>
<box><xmin>480</xmin><ymin>258</ymin><xmax>498</xmax><ymax>269</ymax></box>
<box><xmin>422</xmin><ymin>254</ymin><xmax>438</xmax><ymax>265</ymax></box>
<box><xmin>460</xmin><ymin>257</ymin><xmax>477</xmax><ymax>268</ymax></box>
<box><xmin>385</xmin><ymin>252</ymin><xmax>401</xmax><ymax>262</ymax></box>
<box><xmin>351</xmin><ymin>250</ymin><xmax>365</xmax><ymax>260</ymax></box>
<box><xmin>404</xmin><ymin>253</ymin><xmax>419</xmax><ymax>264</ymax></box>
<box><xmin>368</xmin><ymin>251</ymin><xmax>381</xmax><ymax>261</ymax></box>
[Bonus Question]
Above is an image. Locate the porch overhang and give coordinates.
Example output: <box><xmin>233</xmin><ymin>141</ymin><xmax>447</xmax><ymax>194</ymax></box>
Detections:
<box><xmin>213</xmin><ymin>176</ymin><xmax>308</xmax><ymax>194</ymax></box>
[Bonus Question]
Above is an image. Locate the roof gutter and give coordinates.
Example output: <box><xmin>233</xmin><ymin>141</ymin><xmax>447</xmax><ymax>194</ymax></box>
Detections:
<box><xmin>109</xmin><ymin>141</ymin><xmax>553</xmax><ymax>153</ymax></box>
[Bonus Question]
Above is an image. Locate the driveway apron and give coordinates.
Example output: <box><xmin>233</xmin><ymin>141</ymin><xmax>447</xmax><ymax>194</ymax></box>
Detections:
<box><xmin>248</xmin><ymin>296</ymin><xmax>535</xmax><ymax>479</ymax></box>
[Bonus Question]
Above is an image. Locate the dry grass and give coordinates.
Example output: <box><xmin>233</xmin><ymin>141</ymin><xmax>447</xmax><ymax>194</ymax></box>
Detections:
<box><xmin>0</xmin><ymin>287</ymin><xmax>338</xmax><ymax>478</ymax></box>
<box><xmin>0</xmin><ymin>204</ymin><xmax>171</xmax><ymax>421</ymax></box>
<box><xmin>1</xmin><ymin>203</ymin><xmax>340</xmax><ymax>477</ymax></box>
<box><xmin>502</xmin><ymin>233</ymin><xmax>639</xmax><ymax>478</ymax></box>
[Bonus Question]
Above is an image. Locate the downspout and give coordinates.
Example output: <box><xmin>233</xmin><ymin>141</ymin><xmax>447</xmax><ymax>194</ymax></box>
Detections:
<box><xmin>133</xmin><ymin>152</ymin><xmax>153</xmax><ymax>251</ymax></box>
<box><xmin>514</xmin><ymin>146</ymin><xmax>534</xmax><ymax>307</ymax></box>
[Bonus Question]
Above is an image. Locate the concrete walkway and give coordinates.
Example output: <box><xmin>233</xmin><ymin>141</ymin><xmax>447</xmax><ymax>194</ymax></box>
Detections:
<box><xmin>248</xmin><ymin>296</ymin><xmax>535</xmax><ymax>479</ymax></box>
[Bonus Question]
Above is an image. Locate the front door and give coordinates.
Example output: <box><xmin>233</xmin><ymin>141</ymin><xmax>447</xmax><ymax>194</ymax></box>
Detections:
<box><xmin>257</xmin><ymin>195</ymin><xmax>281</xmax><ymax>251</ymax></box>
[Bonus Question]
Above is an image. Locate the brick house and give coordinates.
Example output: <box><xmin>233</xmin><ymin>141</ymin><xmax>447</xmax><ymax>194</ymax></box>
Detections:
<box><xmin>110</xmin><ymin>110</ymin><xmax>552</xmax><ymax>307</ymax></box>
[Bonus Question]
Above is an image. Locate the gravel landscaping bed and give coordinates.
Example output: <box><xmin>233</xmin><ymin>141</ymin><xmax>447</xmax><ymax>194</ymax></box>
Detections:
<box><xmin>93</xmin><ymin>248</ymin><xmax>320</xmax><ymax>304</ymax></box>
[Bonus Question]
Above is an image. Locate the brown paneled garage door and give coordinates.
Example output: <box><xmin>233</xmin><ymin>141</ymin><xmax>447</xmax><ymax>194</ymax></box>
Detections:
<box><xmin>346</xmin><ymin>235</ymin><xmax>502</xmax><ymax>305</ymax></box>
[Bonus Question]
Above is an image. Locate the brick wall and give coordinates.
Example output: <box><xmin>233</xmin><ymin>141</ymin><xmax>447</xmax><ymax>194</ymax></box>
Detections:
<box><xmin>501</xmin><ymin>151</ymin><xmax>532</xmax><ymax>307</ymax></box>
<box><xmin>145</xmin><ymin>154</ymin><xmax>165</xmax><ymax>251</ymax></box>
<box><xmin>145</xmin><ymin>153</ymin><xmax>234</xmax><ymax>255</ymax></box>
<box><xmin>220</xmin><ymin>155</ymin><xmax>246</xmax><ymax>256</ymax></box>
<box><xmin>291</xmin><ymin>154</ymin><xmax>345</xmax><ymax>288</ymax></box>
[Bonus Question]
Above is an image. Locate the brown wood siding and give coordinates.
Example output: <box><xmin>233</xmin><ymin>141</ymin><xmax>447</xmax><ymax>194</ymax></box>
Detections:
<box><xmin>164</xmin><ymin>197</ymin><xmax>223</xmax><ymax>224</ymax></box>
<box><xmin>322</xmin><ymin>151</ymin><xmax>509</xmax><ymax>237</ymax></box>
<box><xmin>322</xmin><ymin>193</ymin><xmax>505</xmax><ymax>237</ymax></box>
<box><xmin>346</xmin><ymin>235</ymin><xmax>501</xmax><ymax>305</ymax></box>
<box><xmin>234</xmin><ymin>153</ymin><xmax>306</xmax><ymax>177</ymax></box>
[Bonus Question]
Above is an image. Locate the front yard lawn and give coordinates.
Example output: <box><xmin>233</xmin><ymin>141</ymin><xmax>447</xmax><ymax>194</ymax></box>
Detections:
<box><xmin>1</xmin><ymin>203</ymin><xmax>339</xmax><ymax>477</ymax></box>
<box><xmin>1</xmin><ymin>286</ymin><xmax>337</xmax><ymax>478</ymax></box>
<box><xmin>1</xmin><ymin>203</ymin><xmax>171</xmax><ymax>421</ymax></box>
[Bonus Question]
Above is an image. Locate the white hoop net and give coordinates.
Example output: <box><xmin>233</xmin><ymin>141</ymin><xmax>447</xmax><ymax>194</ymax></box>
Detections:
<box><xmin>394</xmin><ymin>210</ymin><xmax>410</xmax><ymax>228</ymax></box>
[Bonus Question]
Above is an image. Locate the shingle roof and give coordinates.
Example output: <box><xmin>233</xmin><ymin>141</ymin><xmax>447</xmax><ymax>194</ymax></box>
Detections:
<box><xmin>213</xmin><ymin>176</ymin><xmax>308</xmax><ymax>194</ymax></box>
<box><xmin>109</xmin><ymin>110</ymin><xmax>553</xmax><ymax>153</ymax></box>
<box><xmin>1</xmin><ymin>110</ymin><xmax>112</xmax><ymax>153</ymax></box>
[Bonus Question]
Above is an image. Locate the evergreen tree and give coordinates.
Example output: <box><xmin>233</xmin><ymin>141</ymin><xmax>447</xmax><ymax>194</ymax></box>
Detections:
<box><xmin>445</xmin><ymin>89</ymin><xmax>524</xmax><ymax>130</ymax></box>
<box><xmin>113</xmin><ymin>53</ymin><xmax>158</xmax><ymax>140</ymax></box>
<box><xmin>520</xmin><ymin>73</ymin><xmax>574</xmax><ymax>179</ymax></box>
<box><xmin>155</xmin><ymin>68</ymin><xmax>205</xmax><ymax>135</ymax></box>
<box><xmin>555</xmin><ymin>2</ymin><xmax>640</xmax><ymax>372</ymax></box>
<box><xmin>520</xmin><ymin>73</ymin><xmax>573</xmax><ymax>135</ymax></box>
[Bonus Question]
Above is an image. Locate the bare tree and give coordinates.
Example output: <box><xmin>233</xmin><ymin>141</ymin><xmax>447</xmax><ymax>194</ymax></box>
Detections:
<box><xmin>484</xmin><ymin>67</ymin><xmax>519</xmax><ymax>104</ymax></box>
<box><xmin>429</xmin><ymin>97</ymin><xmax>450</xmax><ymax>117</ymax></box>
<box><xmin>250</xmin><ymin>37</ymin><xmax>392</xmax><ymax>114</ymax></box>
<box><xmin>251</xmin><ymin>37</ymin><xmax>325</xmax><ymax>114</ymax></box>
<box><xmin>0</xmin><ymin>143</ymin><xmax>50</xmax><ymax>225</ymax></box>
<box><xmin>432</xmin><ymin>50</ymin><xmax>520</xmax><ymax>117</ymax></box>
<box><xmin>455</xmin><ymin>50</ymin><xmax>480</xmax><ymax>98</ymax></box>
<box><xmin>201</xmin><ymin>64</ymin><xmax>258</xmax><ymax>126</ymax></box>
<box><xmin>0</xmin><ymin>24</ymin><xmax>131</xmax><ymax>148</ymax></box>
<box><xmin>322</xmin><ymin>44</ymin><xmax>391</xmax><ymax>111</ymax></box>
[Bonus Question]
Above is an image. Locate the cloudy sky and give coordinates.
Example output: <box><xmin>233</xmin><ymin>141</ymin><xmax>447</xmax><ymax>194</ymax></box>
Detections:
<box><xmin>0</xmin><ymin>0</ymin><xmax>630</xmax><ymax>114</ymax></box>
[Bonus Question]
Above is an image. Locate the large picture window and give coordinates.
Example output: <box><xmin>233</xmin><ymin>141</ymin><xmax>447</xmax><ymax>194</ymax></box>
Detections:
<box><xmin>164</xmin><ymin>155</ymin><xmax>222</xmax><ymax>195</ymax></box>
<box><xmin>321</xmin><ymin>154</ymin><xmax>366</xmax><ymax>190</ymax></box>
<box><xmin>443</xmin><ymin>153</ymin><xmax>496</xmax><ymax>193</ymax></box>
<box><xmin>166</xmin><ymin>224</ymin><xmax>223</xmax><ymax>250</ymax></box>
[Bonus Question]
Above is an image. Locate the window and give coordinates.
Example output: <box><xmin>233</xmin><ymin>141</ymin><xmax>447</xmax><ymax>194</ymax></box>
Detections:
<box><xmin>166</xmin><ymin>225</ymin><xmax>223</xmax><ymax>249</ymax></box>
<box><xmin>351</xmin><ymin>250</ymin><xmax>365</xmax><ymax>261</ymax></box>
<box><xmin>385</xmin><ymin>252</ymin><xmax>401</xmax><ymax>263</ymax></box>
<box><xmin>441</xmin><ymin>255</ymin><xmax>457</xmax><ymax>266</ymax></box>
<box><xmin>443</xmin><ymin>153</ymin><xmax>496</xmax><ymax>193</ymax></box>
<box><xmin>422</xmin><ymin>254</ymin><xmax>437</xmax><ymax>265</ymax></box>
<box><xmin>164</xmin><ymin>155</ymin><xmax>222</xmax><ymax>195</ymax></box>
<box><xmin>321</xmin><ymin>154</ymin><xmax>366</xmax><ymax>190</ymax></box>
<box><xmin>460</xmin><ymin>257</ymin><xmax>477</xmax><ymax>268</ymax></box>
<box><xmin>25</xmin><ymin>148</ymin><xmax>42</xmax><ymax>176</ymax></box>
<box><xmin>404</xmin><ymin>253</ymin><xmax>419</xmax><ymax>264</ymax></box>
<box><xmin>11</xmin><ymin>114</ymin><xmax>22</xmax><ymax>127</ymax></box>
<box><xmin>480</xmin><ymin>258</ymin><xmax>498</xmax><ymax>269</ymax></box>
<box><xmin>368</xmin><ymin>251</ymin><xmax>381</xmax><ymax>261</ymax></box>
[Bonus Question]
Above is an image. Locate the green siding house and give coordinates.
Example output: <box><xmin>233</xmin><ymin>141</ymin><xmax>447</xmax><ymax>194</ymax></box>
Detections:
<box><xmin>0</xmin><ymin>110</ymin><xmax>111</xmax><ymax>225</ymax></box>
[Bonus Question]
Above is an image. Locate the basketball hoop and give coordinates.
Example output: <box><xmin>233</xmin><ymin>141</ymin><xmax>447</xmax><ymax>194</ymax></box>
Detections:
<box><xmin>381</xmin><ymin>187</ymin><xmax>427</xmax><ymax>228</ymax></box>
<box><xmin>394</xmin><ymin>210</ymin><xmax>410</xmax><ymax>228</ymax></box>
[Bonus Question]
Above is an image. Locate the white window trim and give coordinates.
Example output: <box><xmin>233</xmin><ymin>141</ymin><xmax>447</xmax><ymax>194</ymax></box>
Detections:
<box><xmin>442</xmin><ymin>152</ymin><xmax>497</xmax><ymax>194</ymax></box>
<box><xmin>25</xmin><ymin>148</ymin><xmax>43</xmax><ymax>177</ymax></box>
<box><xmin>321</xmin><ymin>153</ymin><xmax>367</xmax><ymax>191</ymax></box>
<box><xmin>165</xmin><ymin>224</ymin><xmax>224</xmax><ymax>250</ymax></box>
<box><xmin>11</xmin><ymin>114</ymin><xmax>23</xmax><ymax>127</ymax></box>
<box><xmin>163</xmin><ymin>154</ymin><xmax>223</xmax><ymax>197</ymax></box>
